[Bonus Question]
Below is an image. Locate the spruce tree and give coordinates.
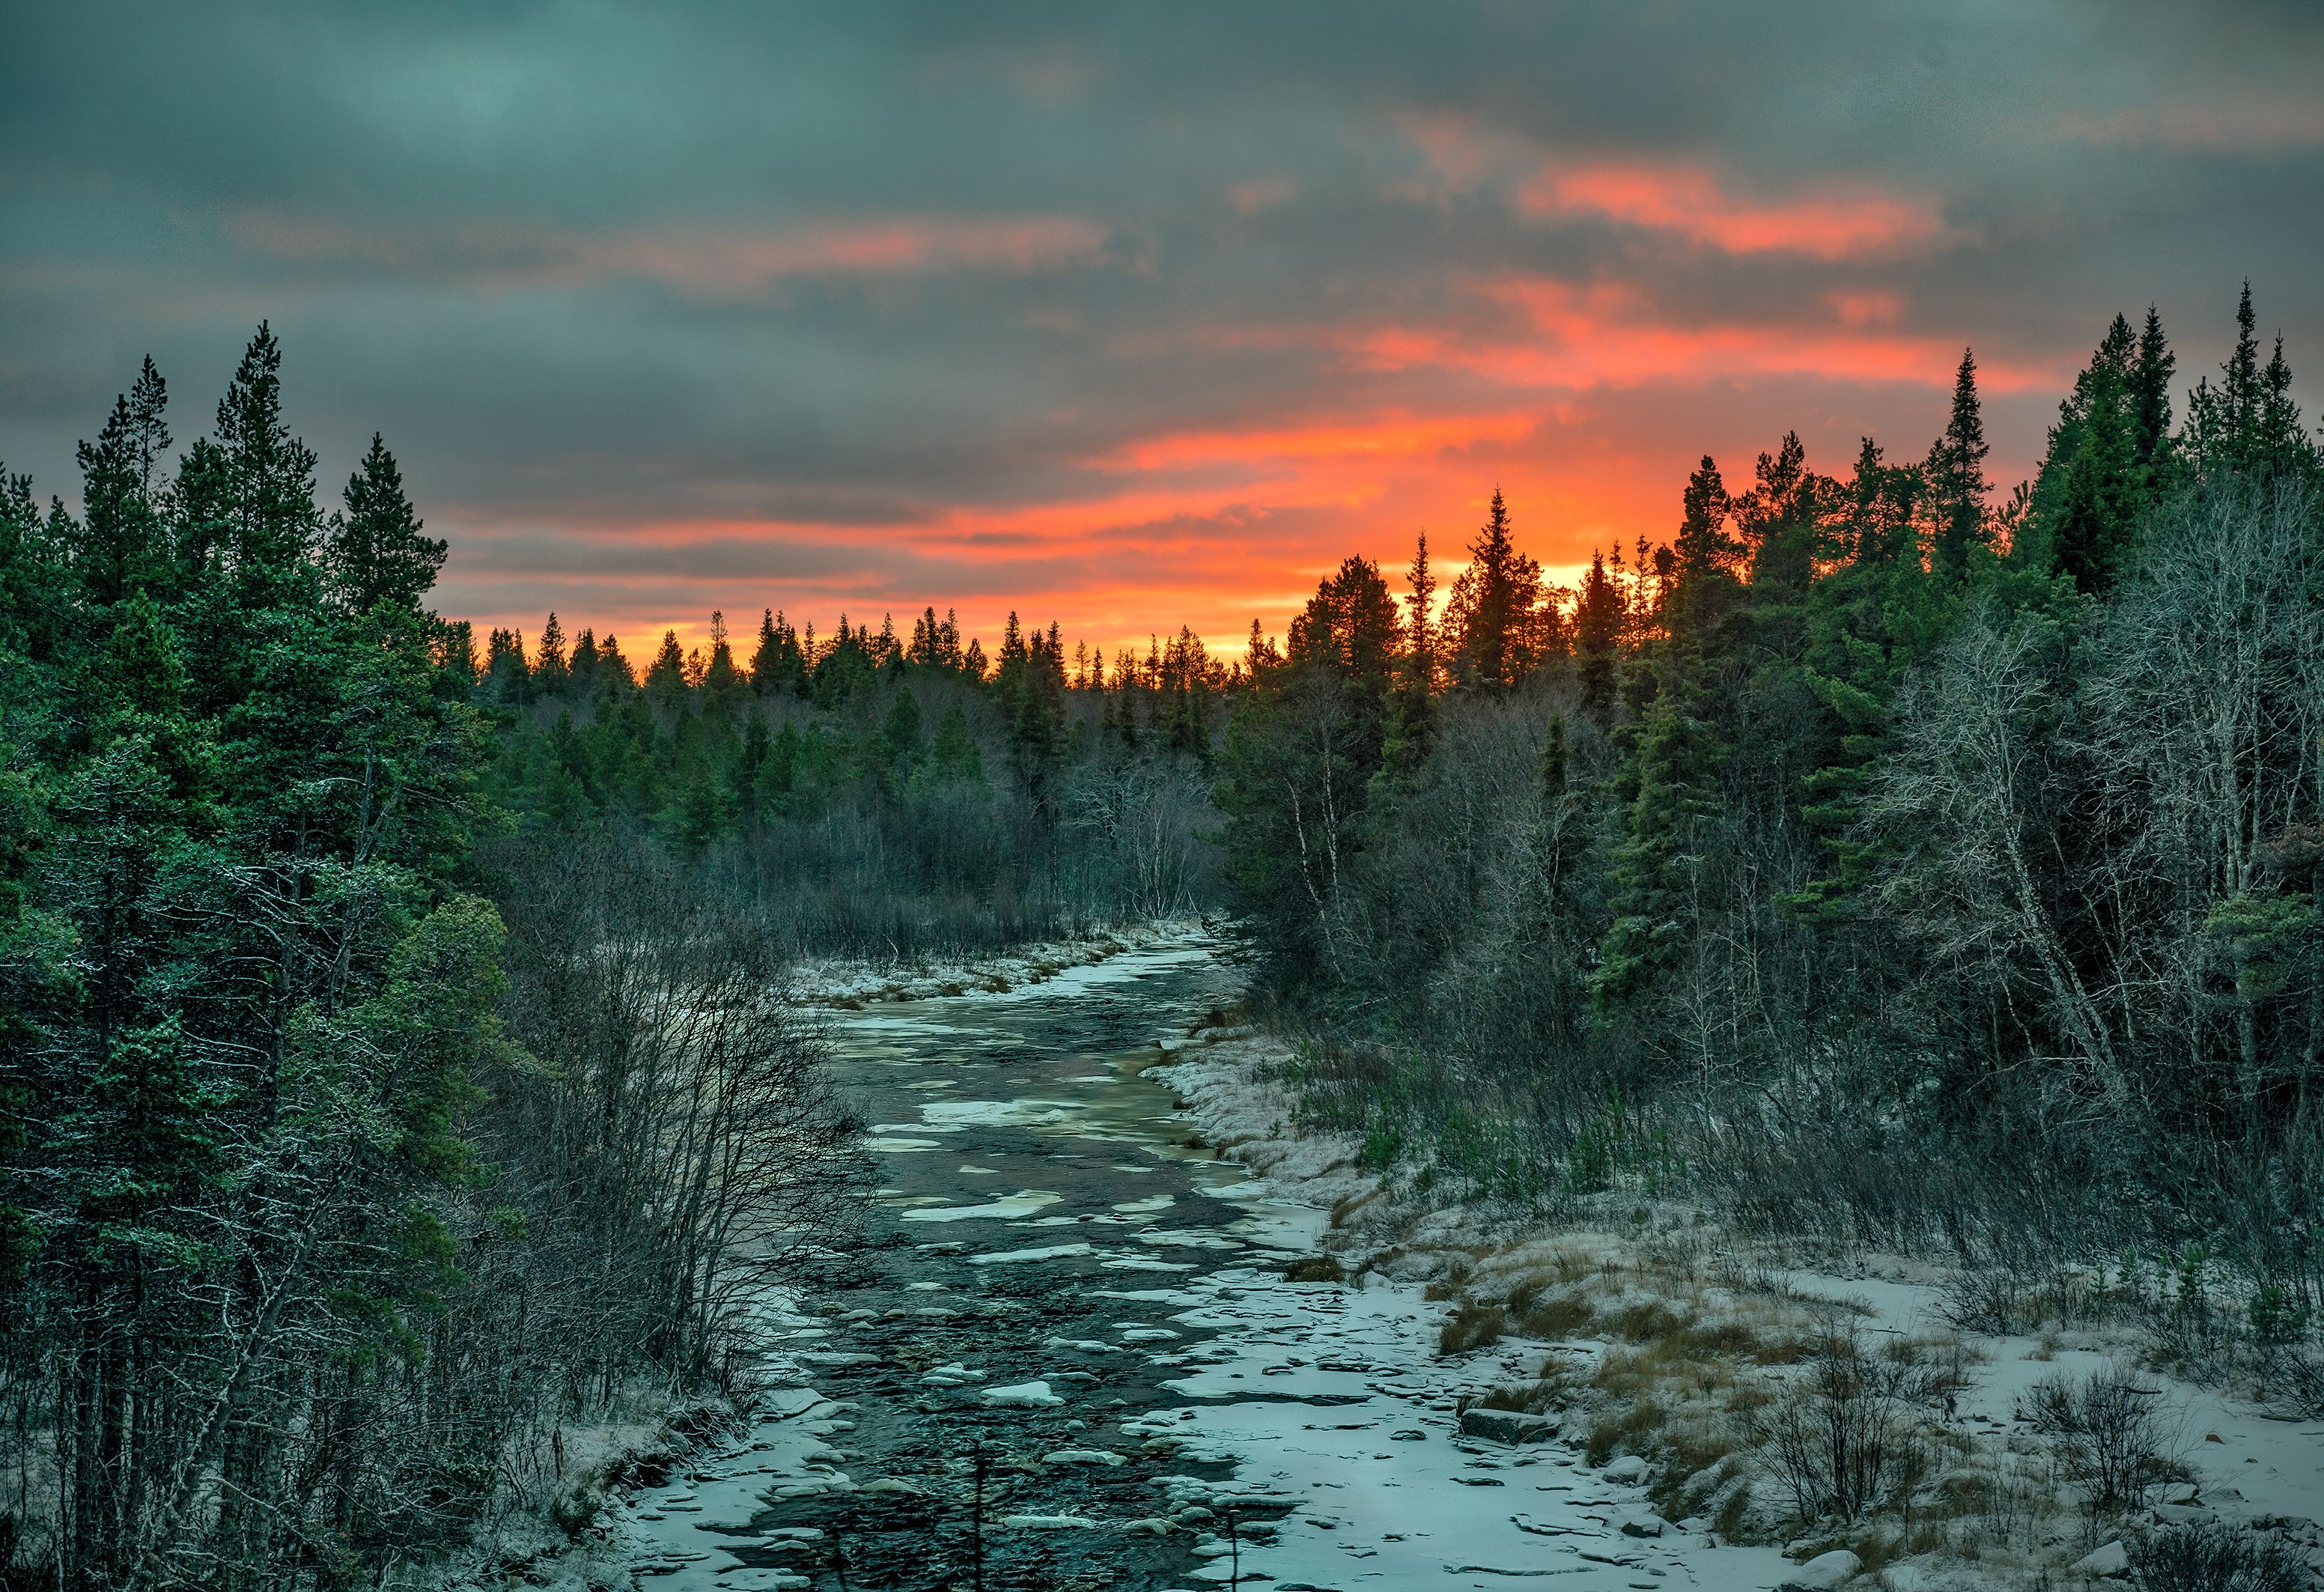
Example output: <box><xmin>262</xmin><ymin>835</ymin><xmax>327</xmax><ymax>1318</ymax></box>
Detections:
<box><xmin>213</xmin><ymin>323</ymin><xmax>321</xmax><ymax>602</ymax></box>
<box><xmin>1445</xmin><ymin>487</ymin><xmax>1544</xmax><ymax>690</ymax></box>
<box><xmin>2131</xmin><ymin>305</ymin><xmax>2177</xmax><ymax>477</ymax></box>
<box><xmin>1736</xmin><ymin>432</ymin><xmax>1820</xmax><ymax>597</ymax></box>
<box><xmin>533</xmin><ymin>612</ymin><xmax>570</xmax><ymax>694</ymax></box>
<box><xmin>1671</xmin><ymin>456</ymin><xmax>1736</xmax><ymax>591</ymax></box>
<box><xmin>329</xmin><ymin>433</ymin><xmax>445</xmax><ymax>616</ymax></box>
<box><xmin>646</xmin><ymin>628</ymin><xmax>689</xmax><ymax>703</ymax></box>
<box><xmin>2035</xmin><ymin>315</ymin><xmax>2141</xmax><ymax>592</ymax></box>
<box><xmin>1378</xmin><ymin>533</ymin><xmax>1438</xmax><ymax>783</ymax></box>
<box><xmin>702</xmin><ymin>610</ymin><xmax>743</xmax><ymax>708</ymax></box>
<box><xmin>1575</xmin><ymin>550</ymin><xmax>1622</xmax><ymax>724</ymax></box>
<box><xmin>485</xmin><ymin>626</ymin><xmax>532</xmax><ymax>703</ymax></box>
<box><xmin>1592</xmin><ymin>675</ymin><xmax>1722</xmax><ymax>1009</ymax></box>
<box><xmin>74</xmin><ymin>359</ymin><xmax>173</xmax><ymax>609</ymax></box>
<box><xmin>1925</xmin><ymin>348</ymin><xmax>1992</xmax><ymax>576</ymax></box>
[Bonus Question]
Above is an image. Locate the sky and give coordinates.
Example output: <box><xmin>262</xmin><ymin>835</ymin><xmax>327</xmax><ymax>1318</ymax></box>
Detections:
<box><xmin>5</xmin><ymin>1</ymin><xmax>2323</xmax><ymax>659</ymax></box>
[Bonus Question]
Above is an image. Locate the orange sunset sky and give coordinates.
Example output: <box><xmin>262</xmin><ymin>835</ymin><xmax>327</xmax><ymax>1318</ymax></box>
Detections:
<box><xmin>6</xmin><ymin>5</ymin><xmax>2320</xmax><ymax>659</ymax></box>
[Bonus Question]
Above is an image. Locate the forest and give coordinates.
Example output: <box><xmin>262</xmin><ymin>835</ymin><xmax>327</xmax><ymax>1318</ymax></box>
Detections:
<box><xmin>4</xmin><ymin>284</ymin><xmax>2321</xmax><ymax>1587</ymax></box>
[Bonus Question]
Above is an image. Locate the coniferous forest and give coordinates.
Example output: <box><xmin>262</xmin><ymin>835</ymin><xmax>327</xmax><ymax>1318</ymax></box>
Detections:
<box><xmin>5</xmin><ymin>280</ymin><xmax>2324</xmax><ymax>1587</ymax></box>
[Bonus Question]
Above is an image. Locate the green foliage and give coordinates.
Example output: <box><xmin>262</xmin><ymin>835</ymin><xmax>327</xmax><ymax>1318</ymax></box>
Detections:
<box><xmin>1593</xmin><ymin>675</ymin><xmax>1722</xmax><ymax>1009</ymax></box>
<box><xmin>1221</xmin><ymin>288</ymin><xmax>2324</xmax><ymax>1322</ymax></box>
<box><xmin>0</xmin><ymin>328</ymin><xmax>529</xmax><ymax>1588</ymax></box>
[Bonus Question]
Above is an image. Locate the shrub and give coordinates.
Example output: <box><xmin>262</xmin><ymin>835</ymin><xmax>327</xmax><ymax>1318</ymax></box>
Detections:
<box><xmin>2248</xmin><ymin>1283</ymin><xmax>2309</xmax><ymax>1347</ymax></box>
<box><xmin>2129</xmin><ymin>1521</ymin><xmax>2307</xmax><ymax>1592</ymax></box>
<box><xmin>1439</xmin><ymin>1301</ymin><xmax>1506</xmax><ymax>1355</ymax></box>
<box><xmin>2023</xmin><ymin>1364</ymin><xmax>2173</xmax><ymax>1518</ymax></box>
<box><xmin>1762</xmin><ymin>1325</ymin><xmax>1935</xmax><ymax>1524</ymax></box>
<box><xmin>1507</xmin><ymin>1274</ymin><xmax>1597</xmax><ymax>1339</ymax></box>
<box><xmin>1282</xmin><ymin>1255</ymin><xmax>1345</xmax><ymax>1283</ymax></box>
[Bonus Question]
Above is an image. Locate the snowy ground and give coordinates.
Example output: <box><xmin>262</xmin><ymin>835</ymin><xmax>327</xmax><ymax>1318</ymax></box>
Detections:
<box><xmin>1152</xmin><ymin>1036</ymin><xmax>2324</xmax><ymax>1591</ymax></box>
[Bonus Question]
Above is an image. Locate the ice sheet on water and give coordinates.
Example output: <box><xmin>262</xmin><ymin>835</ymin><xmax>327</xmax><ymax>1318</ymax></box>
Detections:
<box><xmin>967</xmin><ymin>1242</ymin><xmax>1096</xmax><ymax>1265</ymax></box>
<box><xmin>897</xmin><ymin>1188</ymin><xmax>1061</xmax><ymax>1222</ymax></box>
<box><xmin>919</xmin><ymin>1099</ymin><xmax>1075</xmax><ymax>1128</ymax></box>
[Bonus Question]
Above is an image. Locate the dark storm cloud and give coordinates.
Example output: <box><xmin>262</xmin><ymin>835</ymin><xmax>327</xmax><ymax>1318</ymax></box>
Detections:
<box><xmin>4</xmin><ymin>1</ymin><xmax>2322</xmax><ymax>643</ymax></box>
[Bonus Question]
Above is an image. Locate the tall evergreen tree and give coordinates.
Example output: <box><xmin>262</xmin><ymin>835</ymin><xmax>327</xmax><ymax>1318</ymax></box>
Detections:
<box><xmin>1667</xmin><ymin>455</ymin><xmax>1739</xmax><ymax>639</ymax></box>
<box><xmin>1925</xmin><ymin>348</ymin><xmax>1992</xmax><ymax>575</ymax></box>
<box><xmin>73</xmin><ymin>359</ymin><xmax>171</xmax><ymax>607</ymax></box>
<box><xmin>2131</xmin><ymin>305</ymin><xmax>2177</xmax><ymax>477</ymax></box>
<box><xmin>1379</xmin><ymin>533</ymin><xmax>1438</xmax><ymax>782</ymax></box>
<box><xmin>646</xmin><ymin>628</ymin><xmax>689</xmax><ymax>703</ymax></box>
<box><xmin>533</xmin><ymin>612</ymin><xmax>570</xmax><ymax>694</ymax></box>
<box><xmin>327</xmin><ymin>433</ymin><xmax>445</xmax><ymax>616</ymax></box>
<box><xmin>1592</xmin><ymin>675</ymin><xmax>1723</xmax><ymax>1009</ymax></box>
<box><xmin>2034</xmin><ymin>315</ymin><xmax>2142</xmax><ymax>592</ymax></box>
<box><xmin>213</xmin><ymin>323</ymin><xmax>321</xmax><ymax>603</ymax></box>
<box><xmin>1445</xmin><ymin>487</ymin><xmax>1545</xmax><ymax>690</ymax></box>
<box><xmin>1575</xmin><ymin>550</ymin><xmax>1622</xmax><ymax>724</ymax></box>
<box><xmin>1736</xmin><ymin>431</ymin><xmax>1822</xmax><ymax>598</ymax></box>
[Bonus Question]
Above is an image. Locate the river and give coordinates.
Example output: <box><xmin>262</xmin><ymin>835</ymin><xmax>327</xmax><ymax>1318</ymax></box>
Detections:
<box><xmin>607</xmin><ymin>938</ymin><xmax>1775</xmax><ymax>1591</ymax></box>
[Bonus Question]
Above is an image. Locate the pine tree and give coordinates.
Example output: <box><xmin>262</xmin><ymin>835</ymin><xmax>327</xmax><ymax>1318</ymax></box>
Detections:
<box><xmin>646</xmin><ymin>628</ymin><xmax>689</xmax><ymax>703</ymax></box>
<box><xmin>1736</xmin><ymin>432</ymin><xmax>1822</xmax><ymax>598</ymax></box>
<box><xmin>1378</xmin><ymin>533</ymin><xmax>1438</xmax><ymax>783</ymax></box>
<box><xmin>73</xmin><ymin>359</ymin><xmax>171</xmax><ymax>607</ymax></box>
<box><xmin>1924</xmin><ymin>348</ymin><xmax>1992</xmax><ymax>576</ymax></box>
<box><xmin>2183</xmin><ymin>285</ymin><xmax>2316</xmax><ymax>483</ymax></box>
<box><xmin>930</xmin><ymin>703</ymin><xmax>983</xmax><ymax>783</ymax></box>
<box><xmin>881</xmin><ymin>685</ymin><xmax>923</xmax><ymax>775</ymax></box>
<box><xmin>2222</xmin><ymin>281</ymin><xmax>2263</xmax><ymax>462</ymax></box>
<box><xmin>702</xmin><ymin>610</ymin><xmax>743</xmax><ymax>708</ymax></box>
<box><xmin>1592</xmin><ymin>675</ymin><xmax>1723</xmax><ymax>1009</ymax></box>
<box><xmin>213</xmin><ymin>323</ymin><xmax>322</xmax><ymax>602</ymax></box>
<box><xmin>1668</xmin><ymin>455</ymin><xmax>1738</xmax><ymax>636</ymax></box>
<box><xmin>2131</xmin><ymin>305</ymin><xmax>2177</xmax><ymax>477</ymax></box>
<box><xmin>2257</xmin><ymin>332</ymin><xmax>2314</xmax><ymax>481</ymax></box>
<box><xmin>2033</xmin><ymin>315</ymin><xmax>2142</xmax><ymax>592</ymax></box>
<box><xmin>1445</xmin><ymin>487</ymin><xmax>1545</xmax><ymax>690</ymax></box>
<box><xmin>596</xmin><ymin>631</ymin><xmax>636</xmax><ymax>695</ymax></box>
<box><xmin>533</xmin><ymin>612</ymin><xmax>570</xmax><ymax>694</ymax></box>
<box><xmin>327</xmin><ymin>434</ymin><xmax>445</xmax><ymax>616</ymax></box>
<box><xmin>1575</xmin><ymin>550</ymin><xmax>1622</xmax><ymax>724</ymax></box>
<box><xmin>485</xmin><ymin>625</ymin><xmax>532</xmax><ymax>703</ymax></box>
<box><xmin>1842</xmin><ymin>437</ymin><xmax>1920</xmax><ymax>567</ymax></box>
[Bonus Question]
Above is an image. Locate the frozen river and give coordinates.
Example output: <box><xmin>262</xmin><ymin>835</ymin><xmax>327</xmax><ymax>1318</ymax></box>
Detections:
<box><xmin>609</xmin><ymin>938</ymin><xmax>1782</xmax><ymax>1591</ymax></box>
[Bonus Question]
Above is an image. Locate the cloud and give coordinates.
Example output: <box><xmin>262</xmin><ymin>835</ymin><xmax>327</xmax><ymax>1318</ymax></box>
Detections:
<box><xmin>1228</xmin><ymin>176</ymin><xmax>1298</xmax><ymax>214</ymax></box>
<box><xmin>1098</xmin><ymin>410</ymin><xmax>1537</xmax><ymax>473</ymax></box>
<box><xmin>3</xmin><ymin>2</ymin><xmax>2318</xmax><ymax>663</ymax></box>
<box><xmin>1521</xmin><ymin>161</ymin><xmax>1949</xmax><ymax>261</ymax></box>
<box><xmin>1342</xmin><ymin>276</ymin><xmax>2059</xmax><ymax>395</ymax></box>
<box><xmin>2055</xmin><ymin>102</ymin><xmax>2324</xmax><ymax>152</ymax></box>
<box><xmin>229</xmin><ymin>212</ymin><xmax>1116</xmax><ymax>294</ymax></box>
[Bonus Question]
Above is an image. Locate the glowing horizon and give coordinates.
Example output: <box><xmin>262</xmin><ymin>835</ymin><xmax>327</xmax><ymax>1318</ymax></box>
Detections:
<box><xmin>4</xmin><ymin>6</ymin><xmax>2317</xmax><ymax>660</ymax></box>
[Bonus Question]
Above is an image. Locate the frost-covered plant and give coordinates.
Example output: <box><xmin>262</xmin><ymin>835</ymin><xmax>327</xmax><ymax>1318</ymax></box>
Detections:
<box><xmin>1762</xmin><ymin>1325</ymin><xmax>1936</xmax><ymax>1523</ymax></box>
<box><xmin>2023</xmin><ymin>1364</ymin><xmax>2173</xmax><ymax>1517</ymax></box>
<box><xmin>2129</xmin><ymin>1521</ymin><xmax>2307</xmax><ymax>1592</ymax></box>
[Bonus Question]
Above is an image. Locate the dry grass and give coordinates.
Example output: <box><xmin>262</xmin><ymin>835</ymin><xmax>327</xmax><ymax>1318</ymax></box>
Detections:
<box><xmin>1420</xmin><ymin>1230</ymin><xmax>2124</xmax><ymax>1583</ymax></box>
<box><xmin>1282</xmin><ymin>1255</ymin><xmax>1346</xmax><ymax>1283</ymax></box>
<box><xmin>1438</xmin><ymin>1301</ymin><xmax>1506</xmax><ymax>1355</ymax></box>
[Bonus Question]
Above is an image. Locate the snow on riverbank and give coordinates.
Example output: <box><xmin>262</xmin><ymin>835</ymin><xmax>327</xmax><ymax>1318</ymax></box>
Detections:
<box><xmin>787</xmin><ymin>918</ymin><xmax>1208</xmax><ymax>1006</ymax></box>
<box><xmin>1151</xmin><ymin>1033</ymin><xmax>2324</xmax><ymax>1591</ymax></box>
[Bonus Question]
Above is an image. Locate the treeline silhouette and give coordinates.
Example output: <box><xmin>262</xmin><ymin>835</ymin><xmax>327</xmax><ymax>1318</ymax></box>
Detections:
<box><xmin>1218</xmin><ymin>288</ymin><xmax>2324</xmax><ymax>1373</ymax></box>
<box><xmin>0</xmin><ymin>329</ymin><xmax>869</xmax><ymax>1590</ymax></box>
<box><xmin>466</xmin><ymin>597</ymin><xmax>1227</xmax><ymax>954</ymax></box>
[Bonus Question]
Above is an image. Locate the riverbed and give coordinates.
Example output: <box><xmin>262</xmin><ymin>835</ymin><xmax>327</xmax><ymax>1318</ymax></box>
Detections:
<box><xmin>606</xmin><ymin>938</ymin><xmax>1787</xmax><ymax>1592</ymax></box>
